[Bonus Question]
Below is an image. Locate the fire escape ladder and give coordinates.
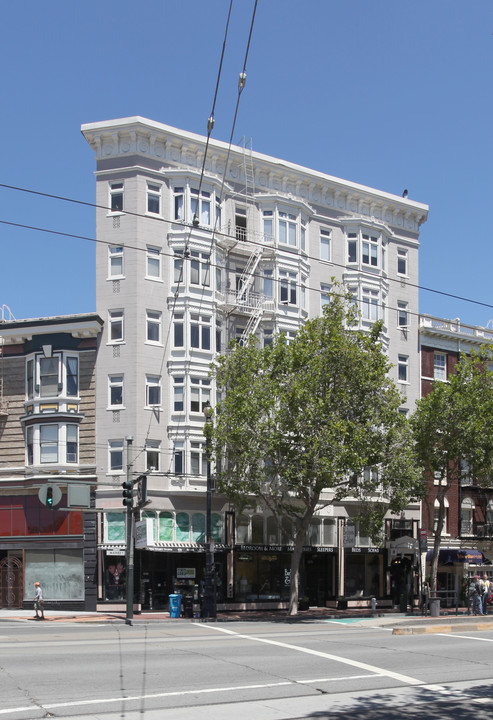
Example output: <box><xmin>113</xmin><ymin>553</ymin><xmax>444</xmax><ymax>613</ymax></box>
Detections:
<box><xmin>237</xmin><ymin>249</ymin><xmax>262</xmax><ymax>303</ymax></box>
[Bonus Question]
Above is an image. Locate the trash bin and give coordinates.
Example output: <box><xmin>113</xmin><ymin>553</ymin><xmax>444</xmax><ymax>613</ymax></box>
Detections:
<box><xmin>169</xmin><ymin>593</ymin><xmax>182</xmax><ymax>618</ymax></box>
<box><xmin>429</xmin><ymin>597</ymin><xmax>440</xmax><ymax>617</ymax></box>
<box><xmin>183</xmin><ymin>594</ymin><xmax>193</xmax><ymax>619</ymax></box>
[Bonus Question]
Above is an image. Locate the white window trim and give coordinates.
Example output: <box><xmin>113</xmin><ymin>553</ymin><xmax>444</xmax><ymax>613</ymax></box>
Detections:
<box><xmin>146</xmin><ymin>182</ymin><xmax>162</xmax><ymax>217</ymax></box>
<box><xmin>146</xmin><ymin>310</ymin><xmax>163</xmax><ymax>346</ymax></box>
<box><xmin>108</xmin><ymin>182</ymin><xmax>124</xmax><ymax>215</ymax></box>
<box><xmin>108</xmin><ymin>245</ymin><xmax>124</xmax><ymax>279</ymax></box>
<box><xmin>145</xmin><ymin>375</ymin><xmax>162</xmax><ymax>409</ymax></box>
<box><xmin>108</xmin><ymin>374</ymin><xmax>125</xmax><ymax>410</ymax></box>
<box><xmin>108</xmin><ymin>310</ymin><xmax>124</xmax><ymax>345</ymax></box>
<box><xmin>145</xmin><ymin>246</ymin><xmax>162</xmax><ymax>281</ymax></box>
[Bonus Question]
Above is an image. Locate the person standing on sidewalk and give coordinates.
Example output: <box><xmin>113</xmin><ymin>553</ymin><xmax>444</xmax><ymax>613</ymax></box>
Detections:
<box><xmin>33</xmin><ymin>582</ymin><xmax>45</xmax><ymax>620</ymax></box>
<box><xmin>471</xmin><ymin>575</ymin><xmax>483</xmax><ymax>616</ymax></box>
<box><xmin>483</xmin><ymin>574</ymin><xmax>491</xmax><ymax>615</ymax></box>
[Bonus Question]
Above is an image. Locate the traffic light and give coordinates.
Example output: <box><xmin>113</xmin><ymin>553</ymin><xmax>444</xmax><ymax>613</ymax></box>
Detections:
<box><xmin>122</xmin><ymin>480</ymin><xmax>133</xmax><ymax>508</ymax></box>
<box><xmin>46</xmin><ymin>486</ymin><xmax>54</xmax><ymax>507</ymax></box>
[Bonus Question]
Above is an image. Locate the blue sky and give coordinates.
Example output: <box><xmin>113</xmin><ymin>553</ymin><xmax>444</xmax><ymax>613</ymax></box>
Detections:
<box><xmin>0</xmin><ymin>0</ymin><xmax>491</xmax><ymax>326</ymax></box>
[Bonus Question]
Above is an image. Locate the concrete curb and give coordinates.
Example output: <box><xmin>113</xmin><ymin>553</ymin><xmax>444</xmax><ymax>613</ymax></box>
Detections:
<box><xmin>393</xmin><ymin>621</ymin><xmax>493</xmax><ymax>635</ymax></box>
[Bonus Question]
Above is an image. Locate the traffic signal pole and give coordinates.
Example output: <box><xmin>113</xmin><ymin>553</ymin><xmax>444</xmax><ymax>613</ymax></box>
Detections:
<box><xmin>124</xmin><ymin>437</ymin><xmax>134</xmax><ymax>626</ymax></box>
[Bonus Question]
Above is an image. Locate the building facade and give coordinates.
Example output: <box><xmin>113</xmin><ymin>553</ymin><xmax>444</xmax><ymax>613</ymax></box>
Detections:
<box><xmin>0</xmin><ymin>314</ymin><xmax>102</xmax><ymax>610</ymax></box>
<box><xmin>82</xmin><ymin>116</ymin><xmax>428</xmax><ymax>610</ymax></box>
<box><xmin>419</xmin><ymin>314</ymin><xmax>493</xmax><ymax>603</ymax></box>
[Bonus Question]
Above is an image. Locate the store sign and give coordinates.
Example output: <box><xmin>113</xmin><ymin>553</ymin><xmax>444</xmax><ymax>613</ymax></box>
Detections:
<box><xmin>177</xmin><ymin>568</ymin><xmax>196</xmax><ymax>579</ymax></box>
<box><xmin>135</xmin><ymin>519</ymin><xmax>155</xmax><ymax>549</ymax></box>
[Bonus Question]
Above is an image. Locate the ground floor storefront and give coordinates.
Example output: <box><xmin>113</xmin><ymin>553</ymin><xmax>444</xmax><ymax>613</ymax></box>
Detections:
<box><xmin>0</xmin><ymin>492</ymin><xmax>97</xmax><ymax>611</ymax></box>
<box><xmin>97</xmin><ymin>543</ymin><xmax>417</xmax><ymax>613</ymax></box>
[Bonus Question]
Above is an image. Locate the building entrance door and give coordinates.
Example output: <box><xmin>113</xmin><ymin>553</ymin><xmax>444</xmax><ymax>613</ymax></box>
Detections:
<box><xmin>0</xmin><ymin>556</ymin><xmax>23</xmax><ymax>608</ymax></box>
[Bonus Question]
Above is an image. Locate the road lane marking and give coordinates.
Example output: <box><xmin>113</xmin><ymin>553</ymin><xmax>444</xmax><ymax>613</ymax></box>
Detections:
<box><xmin>437</xmin><ymin>633</ymin><xmax>493</xmax><ymax>642</ymax></box>
<box><xmin>0</xmin><ymin>676</ymin><xmax>370</xmax><ymax>716</ymax></box>
<box><xmin>195</xmin><ymin>624</ymin><xmax>422</xmax><ymax>686</ymax></box>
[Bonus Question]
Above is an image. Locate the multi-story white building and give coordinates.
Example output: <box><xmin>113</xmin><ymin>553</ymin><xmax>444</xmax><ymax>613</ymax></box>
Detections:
<box><xmin>82</xmin><ymin>116</ymin><xmax>428</xmax><ymax>611</ymax></box>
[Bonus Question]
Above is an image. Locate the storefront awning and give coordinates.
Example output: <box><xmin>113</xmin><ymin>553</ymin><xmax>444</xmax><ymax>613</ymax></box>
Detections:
<box><xmin>426</xmin><ymin>548</ymin><xmax>486</xmax><ymax>564</ymax></box>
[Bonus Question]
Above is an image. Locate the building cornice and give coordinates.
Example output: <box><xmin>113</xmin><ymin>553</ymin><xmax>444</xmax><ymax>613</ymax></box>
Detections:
<box><xmin>81</xmin><ymin>117</ymin><xmax>428</xmax><ymax>233</ymax></box>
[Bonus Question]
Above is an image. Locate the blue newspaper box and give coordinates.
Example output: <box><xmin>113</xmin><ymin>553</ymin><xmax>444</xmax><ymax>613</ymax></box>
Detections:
<box><xmin>169</xmin><ymin>593</ymin><xmax>182</xmax><ymax>618</ymax></box>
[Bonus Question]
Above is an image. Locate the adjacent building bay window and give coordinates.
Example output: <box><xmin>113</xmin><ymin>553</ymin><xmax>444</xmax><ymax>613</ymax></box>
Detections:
<box><xmin>108</xmin><ymin>375</ymin><xmax>124</xmax><ymax>408</ymax></box>
<box><xmin>263</xmin><ymin>268</ymin><xmax>273</xmax><ymax>298</ymax></box>
<box><xmin>26</xmin><ymin>423</ymin><xmax>78</xmax><ymax>466</ymax></box>
<box><xmin>66</xmin><ymin>425</ymin><xmax>78</xmax><ymax>463</ymax></box>
<box><xmin>173</xmin><ymin>187</ymin><xmax>184</xmax><ymax>221</ymax></box>
<box><xmin>108</xmin><ymin>246</ymin><xmax>124</xmax><ymax>277</ymax></box>
<box><xmin>39</xmin><ymin>357</ymin><xmax>59</xmax><ymax>397</ymax></box>
<box><xmin>109</xmin><ymin>182</ymin><xmax>124</xmax><ymax>212</ymax></box>
<box><xmin>146</xmin><ymin>246</ymin><xmax>161</xmax><ymax>279</ymax></box>
<box><xmin>40</xmin><ymin>425</ymin><xmax>58</xmax><ymax>463</ymax></box>
<box><xmin>109</xmin><ymin>440</ymin><xmax>124</xmax><ymax>473</ymax></box>
<box><xmin>109</xmin><ymin>310</ymin><xmax>124</xmax><ymax>343</ymax></box>
<box><xmin>173</xmin><ymin>251</ymin><xmax>184</xmax><ymax>284</ymax></box>
<box><xmin>145</xmin><ymin>375</ymin><xmax>161</xmax><ymax>407</ymax></box>
<box><xmin>146</xmin><ymin>183</ymin><xmax>161</xmax><ymax>215</ymax></box>
<box><xmin>190</xmin><ymin>314</ymin><xmax>211</xmax><ymax>351</ymax></box>
<box><xmin>146</xmin><ymin>310</ymin><xmax>162</xmax><ymax>344</ymax></box>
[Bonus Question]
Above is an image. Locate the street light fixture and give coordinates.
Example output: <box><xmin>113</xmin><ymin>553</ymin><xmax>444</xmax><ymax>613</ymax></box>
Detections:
<box><xmin>202</xmin><ymin>400</ymin><xmax>216</xmax><ymax>619</ymax></box>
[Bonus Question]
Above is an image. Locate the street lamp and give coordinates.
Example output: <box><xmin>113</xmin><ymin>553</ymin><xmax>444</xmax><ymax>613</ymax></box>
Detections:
<box><xmin>202</xmin><ymin>400</ymin><xmax>216</xmax><ymax>619</ymax></box>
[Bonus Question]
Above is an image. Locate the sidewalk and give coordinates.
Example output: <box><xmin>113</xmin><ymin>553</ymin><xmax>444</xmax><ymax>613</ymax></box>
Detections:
<box><xmin>2</xmin><ymin>605</ymin><xmax>493</xmax><ymax>633</ymax></box>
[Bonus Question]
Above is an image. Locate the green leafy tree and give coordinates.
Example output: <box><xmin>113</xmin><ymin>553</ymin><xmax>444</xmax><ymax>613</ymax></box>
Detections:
<box><xmin>411</xmin><ymin>352</ymin><xmax>493</xmax><ymax>594</ymax></box>
<box><xmin>208</xmin><ymin>291</ymin><xmax>422</xmax><ymax>615</ymax></box>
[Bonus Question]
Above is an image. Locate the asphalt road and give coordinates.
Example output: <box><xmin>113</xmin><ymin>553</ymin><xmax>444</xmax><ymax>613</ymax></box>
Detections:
<box><xmin>1</xmin><ymin>618</ymin><xmax>493</xmax><ymax>720</ymax></box>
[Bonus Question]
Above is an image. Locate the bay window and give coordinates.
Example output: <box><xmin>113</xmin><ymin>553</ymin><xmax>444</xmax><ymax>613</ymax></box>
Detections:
<box><xmin>146</xmin><ymin>246</ymin><xmax>161</xmax><ymax>279</ymax></box>
<box><xmin>190</xmin><ymin>314</ymin><xmax>211</xmax><ymax>351</ymax></box>
<box><xmin>145</xmin><ymin>375</ymin><xmax>161</xmax><ymax>407</ymax></box>
<box><xmin>280</xmin><ymin>270</ymin><xmax>297</xmax><ymax>305</ymax></box>
<box><xmin>146</xmin><ymin>310</ymin><xmax>162</xmax><ymax>344</ymax></box>
<box><xmin>190</xmin><ymin>377</ymin><xmax>211</xmax><ymax>413</ymax></box>
<box><xmin>146</xmin><ymin>183</ymin><xmax>161</xmax><ymax>215</ymax></box>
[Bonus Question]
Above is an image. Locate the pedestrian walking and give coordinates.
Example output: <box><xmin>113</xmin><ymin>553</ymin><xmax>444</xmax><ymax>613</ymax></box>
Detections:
<box><xmin>470</xmin><ymin>575</ymin><xmax>483</xmax><ymax>616</ymax></box>
<box><xmin>33</xmin><ymin>582</ymin><xmax>45</xmax><ymax>620</ymax></box>
<box><xmin>483</xmin><ymin>573</ymin><xmax>491</xmax><ymax>615</ymax></box>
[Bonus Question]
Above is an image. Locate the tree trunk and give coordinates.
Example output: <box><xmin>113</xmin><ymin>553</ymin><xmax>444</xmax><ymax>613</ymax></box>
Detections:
<box><xmin>288</xmin><ymin>532</ymin><xmax>306</xmax><ymax>616</ymax></box>
<box><xmin>430</xmin><ymin>492</ymin><xmax>446</xmax><ymax>594</ymax></box>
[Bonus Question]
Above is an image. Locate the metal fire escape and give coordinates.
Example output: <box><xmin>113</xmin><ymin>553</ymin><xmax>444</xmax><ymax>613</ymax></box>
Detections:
<box><xmin>226</xmin><ymin>141</ymin><xmax>274</xmax><ymax>345</ymax></box>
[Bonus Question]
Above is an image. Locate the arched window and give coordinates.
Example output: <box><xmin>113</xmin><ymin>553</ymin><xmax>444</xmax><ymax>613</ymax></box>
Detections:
<box><xmin>192</xmin><ymin>513</ymin><xmax>205</xmax><ymax>542</ymax></box>
<box><xmin>142</xmin><ymin>511</ymin><xmax>156</xmax><ymax>542</ymax></box>
<box><xmin>266</xmin><ymin>516</ymin><xmax>277</xmax><ymax>544</ymax></box>
<box><xmin>236</xmin><ymin>515</ymin><xmax>249</xmax><ymax>544</ymax></box>
<box><xmin>211</xmin><ymin>513</ymin><xmax>223</xmax><ymax>542</ymax></box>
<box><xmin>323</xmin><ymin>519</ymin><xmax>336</xmax><ymax>546</ymax></box>
<box><xmin>307</xmin><ymin>518</ymin><xmax>320</xmax><ymax>546</ymax></box>
<box><xmin>252</xmin><ymin>515</ymin><xmax>264</xmax><ymax>544</ymax></box>
<box><xmin>176</xmin><ymin>512</ymin><xmax>190</xmax><ymax>542</ymax></box>
<box><xmin>159</xmin><ymin>512</ymin><xmax>173</xmax><ymax>542</ymax></box>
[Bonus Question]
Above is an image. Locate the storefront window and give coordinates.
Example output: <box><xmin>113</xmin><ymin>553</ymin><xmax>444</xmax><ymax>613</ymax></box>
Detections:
<box><xmin>235</xmin><ymin>552</ymin><xmax>291</xmax><ymax>601</ymax></box>
<box><xmin>345</xmin><ymin>553</ymin><xmax>382</xmax><ymax>597</ymax></box>
<box><xmin>24</xmin><ymin>549</ymin><xmax>83</xmax><ymax>600</ymax></box>
<box><xmin>104</xmin><ymin>557</ymin><xmax>126</xmax><ymax>601</ymax></box>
